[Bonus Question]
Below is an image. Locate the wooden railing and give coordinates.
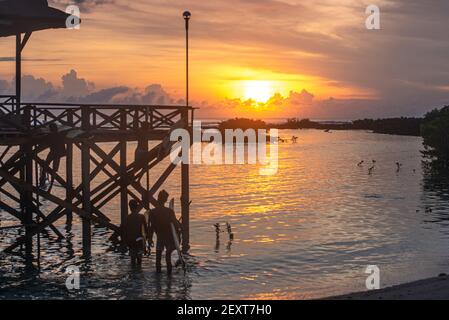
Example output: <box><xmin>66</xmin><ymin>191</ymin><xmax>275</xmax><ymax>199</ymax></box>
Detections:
<box><xmin>1</xmin><ymin>102</ymin><xmax>195</xmax><ymax>134</ymax></box>
<box><xmin>0</xmin><ymin>95</ymin><xmax>17</xmax><ymax>114</ymax></box>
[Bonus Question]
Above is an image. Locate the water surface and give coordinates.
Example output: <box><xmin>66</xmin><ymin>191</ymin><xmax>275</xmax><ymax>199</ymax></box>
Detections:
<box><xmin>1</xmin><ymin>129</ymin><xmax>449</xmax><ymax>299</ymax></box>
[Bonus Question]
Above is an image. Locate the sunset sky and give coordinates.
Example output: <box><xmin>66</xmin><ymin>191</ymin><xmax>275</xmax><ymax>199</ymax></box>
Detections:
<box><xmin>1</xmin><ymin>0</ymin><xmax>449</xmax><ymax>119</ymax></box>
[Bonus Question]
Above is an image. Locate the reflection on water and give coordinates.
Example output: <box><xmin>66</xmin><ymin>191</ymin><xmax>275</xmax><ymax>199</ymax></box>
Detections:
<box><xmin>1</xmin><ymin>130</ymin><xmax>449</xmax><ymax>299</ymax></box>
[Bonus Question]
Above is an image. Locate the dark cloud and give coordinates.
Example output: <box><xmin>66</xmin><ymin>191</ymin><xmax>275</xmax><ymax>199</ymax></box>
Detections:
<box><xmin>73</xmin><ymin>86</ymin><xmax>128</xmax><ymax>103</ymax></box>
<box><xmin>49</xmin><ymin>0</ymin><xmax>113</xmax><ymax>12</ymax></box>
<box><xmin>61</xmin><ymin>69</ymin><xmax>93</xmax><ymax>98</ymax></box>
<box><xmin>0</xmin><ymin>79</ymin><xmax>11</xmax><ymax>94</ymax></box>
<box><xmin>0</xmin><ymin>70</ymin><xmax>177</xmax><ymax>105</ymax></box>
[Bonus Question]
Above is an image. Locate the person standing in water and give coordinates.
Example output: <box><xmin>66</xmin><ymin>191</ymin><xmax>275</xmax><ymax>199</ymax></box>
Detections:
<box><xmin>134</xmin><ymin>122</ymin><xmax>150</xmax><ymax>181</ymax></box>
<box><xmin>123</xmin><ymin>199</ymin><xmax>147</xmax><ymax>267</ymax></box>
<box><xmin>39</xmin><ymin>123</ymin><xmax>66</xmax><ymax>187</ymax></box>
<box><xmin>147</xmin><ymin>190</ymin><xmax>181</xmax><ymax>275</ymax></box>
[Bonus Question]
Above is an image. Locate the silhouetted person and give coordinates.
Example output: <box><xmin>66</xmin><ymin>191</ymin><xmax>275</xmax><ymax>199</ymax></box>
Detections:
<box><xmin>123</xmin><ymin>199</ymin><xmax>147</xmax><ymax>266</ymax></box>
<box><xmin>135</xmin><ymin>122</ymin><xmax>150</xmax><ymax>181</ymax></box>
<box><xmin>135</xmin><ymin>122</ymin><xmax>150</xmax><ymax>166</ymax></box>
<box><xmin>148</xmin><ymin>190</ymin><xmax>181</xmax><ymax>274</ymax></box>
<box><xmin>39</xmin><ymin>123</ymin><xmax>66</xmax><ymax>187</ymax></box>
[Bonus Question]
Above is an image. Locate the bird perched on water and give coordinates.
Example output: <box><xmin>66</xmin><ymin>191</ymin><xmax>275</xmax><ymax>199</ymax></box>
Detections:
<box><xmin>368</xmin><ymin>165</ymin><xmax>375</xmax><ymax>175</ymax></box>
<box><xmin>357</xmin><ymin>160</ymin><xmax>364</xmax><ymax>167</ymax></box>
<box><xmin>396</xmin><ymin>162</ymin><xmax>403</xmax><ymax>172</ymax></box>
<box><xmin>226</xmin><ymin>222</ymin><xmax>234</xmax><ymax>240</ymax></box>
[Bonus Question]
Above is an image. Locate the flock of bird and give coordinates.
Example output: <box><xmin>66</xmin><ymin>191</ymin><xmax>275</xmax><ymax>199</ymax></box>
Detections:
<box><xmin>357</xmin><ymin>159</ymin><xmax>435</xmax><ymax>214</ymax></box>
<box><xmin>357</xmin><ymin>159</ymin><xmax>406</xmax><ymax>175</ymax></box>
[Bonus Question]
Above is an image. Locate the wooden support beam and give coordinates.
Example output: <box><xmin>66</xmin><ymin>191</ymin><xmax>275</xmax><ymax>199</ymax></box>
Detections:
<box><xmin>120</xmin><ymin>109</ymin><xmax>128</xmax><ymax>226</ymax></box>
<box><xmin>65</xmin><ymin>142</ymin><xmax>73</xmax><ymax>225</ymax></box>
<box><xmin>32</xmin><ymin>152</ymin><xmax>109</xmax><ymax>224</ymax></box>
<box><xmin>0</xmin><ymin>169</ymin><xmax>119</xmax><ymax>254</ymax></box>
<box><xmin>23</xmin><ymin>106</ymin><xmax>33</xmax><ymax>265</ymax></box>
<box><xmin>15</xmin><ymin>34</ymin><xmax>21</xmax><ymax>113</ymax></box>
<box><xmin>0</xmin><ymin>145</ymin><xmax>12</xmax><ymax>165</ymax></box>
<box><xmin>0</xmin><ymin>200</ymin><xmax>22</xmax><ymax>220</ymax></box>
<box><xmin>1</xmin><ymin>103</ymin><xmax>195</xmax><ymax>267</ymax></box>
<box><xmin>81</xmin><ymin>106</ymin><xmax>92</xmax><ymax>257</ymax></box>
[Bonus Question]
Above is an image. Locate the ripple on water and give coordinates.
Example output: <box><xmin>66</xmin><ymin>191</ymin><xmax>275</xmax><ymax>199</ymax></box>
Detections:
<box><xmin>1</xmin><ymin>130</ymin><xmax>449</xmax><ymax>299</ymax></box>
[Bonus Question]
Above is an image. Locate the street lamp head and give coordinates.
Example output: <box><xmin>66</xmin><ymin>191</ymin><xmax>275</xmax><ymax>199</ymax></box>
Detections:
<box><xmin>183</xmin><ymin>11</ymin><xmax>191</xmax><ymax>20</ymax></box>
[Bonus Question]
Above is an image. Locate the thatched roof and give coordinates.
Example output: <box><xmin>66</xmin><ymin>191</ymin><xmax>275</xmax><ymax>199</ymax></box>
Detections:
<box><xmin>0</xmin><ymin>0</ymin><xmax>79</xmax><ymax>37</ymax></box>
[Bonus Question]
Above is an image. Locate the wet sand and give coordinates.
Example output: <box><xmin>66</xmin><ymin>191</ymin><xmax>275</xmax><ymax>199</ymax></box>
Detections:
<box><xmin>327</xmin><ymin>274</ymin><xmax>449</xmax><ymax>300</ymax></box>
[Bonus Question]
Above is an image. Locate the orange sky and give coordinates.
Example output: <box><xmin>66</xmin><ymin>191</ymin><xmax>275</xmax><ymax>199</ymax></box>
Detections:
<box><xmin>1</xmin><ymin>0</ymin><xmax>448</xmax><ymax>119</ymax></box>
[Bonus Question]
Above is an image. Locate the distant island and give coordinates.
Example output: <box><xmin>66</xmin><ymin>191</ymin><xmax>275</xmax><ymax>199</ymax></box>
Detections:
<box><xmin>217</xmin><ymin>117</ymin><xmax>422</xmax><ymax>136</ymax></box>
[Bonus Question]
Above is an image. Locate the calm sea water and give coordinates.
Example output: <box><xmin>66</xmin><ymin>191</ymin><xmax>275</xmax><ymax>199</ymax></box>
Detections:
<box><xmin>1</xmin><ymin>129</ymin><xmax>449</xmax><ymax>299</ymax></box>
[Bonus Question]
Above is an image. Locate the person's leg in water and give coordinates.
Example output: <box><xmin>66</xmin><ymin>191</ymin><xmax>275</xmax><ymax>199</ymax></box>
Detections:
<box><xmin>47</xmin><ymin>155</ymin><xmax>61</xmax><ymax>192</ymax></box>
<box><xmin>39</xmin><ymin>152</ymin><xmax>54</xmax><ymax>187</ymax></box>
<box><xmin>156</xmin><ymin>241</ymin><xmax>163</xmax><ymax>273</ymax></box>
<box><xmin>165</xmin><ymin>247</ymin><xmax>174</xmax><ymax>275</ymax></box>
<box><xmin>136</xmin><ymin>240</ymin><xmax>144</xmax><ymax>266</ymax></box>
<box><xmin>137</xmin><ymin>253</ymin><xmax>142</xmax><ymax>266</ymax></box>
<box><xmin>50</xmin><ymin>155</ymin><xmax>61</xmax><ymax>183</ymax></box>
<box><xmin>129</xmin><ymin>246</ymin><xmax>138</xmax><ymax>266</ymax></box>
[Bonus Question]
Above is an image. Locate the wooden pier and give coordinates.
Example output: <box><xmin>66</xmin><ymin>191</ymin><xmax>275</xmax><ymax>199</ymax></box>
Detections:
<box><xmin>0</xmin><ymin>96</ymin><xmax>195</xmax><ymax>267</ymax></box>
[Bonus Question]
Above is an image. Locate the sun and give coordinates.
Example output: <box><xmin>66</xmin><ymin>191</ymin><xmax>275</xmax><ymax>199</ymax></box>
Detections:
<box><xmin>243</xmin><ymin>80</ymin><xmax>274</xmax><ymax>103</ymax></box>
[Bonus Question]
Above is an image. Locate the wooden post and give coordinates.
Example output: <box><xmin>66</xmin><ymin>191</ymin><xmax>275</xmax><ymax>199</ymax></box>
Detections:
<box><xmin>23</xmin><ymin>106</ymin><xmax>33</xmax><ymax>265</ymax></box>
<box><xmin>181</xmin><ymin>109</ymin><xmax>190</xmax><ymax>253</ymax></box>
<box><xmin>119</xmin><ymin>109</ymin><xmax>128</xmax><ymax>226</ymax></box>
<box><xmin>81</xmin><ymin>106</ymin><xmax>91</xmax><ymax>257</ymax></box>
<box><xmin>17</xmin><ymin>33</ymin><xmax>26</xmax><ymax>260</ymax></box>
<box><xmin>66</xmin><ymin>145</ymin><xmax>73</xmax><ymax>225</ymax></box>
<box><xmin>65</xmin><ymin>110</ymin><xmax>73</xmax><ymax>225</ymax></box>
<box><xmin>15</xmin><ymin>33</ymin><xmax>21</xmax><ymax>114</ymax></box>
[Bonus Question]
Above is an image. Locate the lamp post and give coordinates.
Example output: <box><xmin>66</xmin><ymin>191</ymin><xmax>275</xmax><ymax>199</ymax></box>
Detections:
<box><xmin>183</xmin><ymin>11</ymin><xmax>191</xmax><ymax>107</ymax></box>
<box><xmin>181</xmin><ymin>11</ymin><xmax>191</xmax><ymax>254</ymax></box>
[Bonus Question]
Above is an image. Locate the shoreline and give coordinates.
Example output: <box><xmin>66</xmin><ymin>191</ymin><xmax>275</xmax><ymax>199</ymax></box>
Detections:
<box><xmin>325</xmin><ymin>274</ymin><xmax>449</xmax><ymax>300</ymax></box>
<box><xmin>214</xmin><ymin>118</ymin><xmax>423</xmax><ymax>137</ymax></box>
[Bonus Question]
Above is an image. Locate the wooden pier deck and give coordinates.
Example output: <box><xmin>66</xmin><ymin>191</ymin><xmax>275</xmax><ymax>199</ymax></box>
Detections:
<box><xmin>0</xmin><ymin>96</ymin><xmax>195</xmax><ymax>267</ymax></box>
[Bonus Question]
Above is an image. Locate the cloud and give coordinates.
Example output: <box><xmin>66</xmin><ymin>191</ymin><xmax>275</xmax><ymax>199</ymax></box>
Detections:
<box><xmin>21</xmin><ymin>75</ymin><xmax>56</xmax><ymax>101</ymax></box>
<box><xmin>0</xmin><ymin>67</ymin><xmax>446</xmax><ymax>121</ymax></box>
<box><xmin>49</xmin><ymin>0</ymin><xmax>113</xmax><ymax>12</ymax></box>
<box><xmin>3</xmin><ymin>0</ymin><xmax>449</xmax><ymax>119</ymax></box>
<box><xmin>0</xmin><ymin>70</ymin><xmax>178</xmax><ymax>106</ymax></box>
<box><xmin>0</xmin><ymin>79</ymin><xmax>11</xmax><ymax>94</ymax></box>
<box><xmin>73</xmin><ymin>86</ymin><xmax>128</xmax><ymax>103</ymax></box>
<box><xmin>61</xmin><ymin>69</ymin><xmax>93</xmax><ymax>98</ymax></box>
